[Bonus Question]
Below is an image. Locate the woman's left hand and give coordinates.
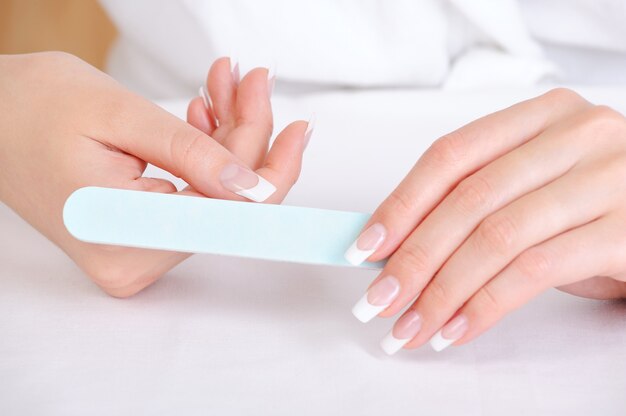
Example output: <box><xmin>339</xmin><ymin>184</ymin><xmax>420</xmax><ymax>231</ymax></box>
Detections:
<box><xmin>345</xmin><ymin>88</ymin><xmax>626</xmax><ymax>354</ymax></box>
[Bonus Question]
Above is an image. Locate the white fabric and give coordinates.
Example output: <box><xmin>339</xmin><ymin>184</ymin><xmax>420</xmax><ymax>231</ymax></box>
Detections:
<box><xmin>519</xmin><ymin>0</ymin><xmax>626</xmax><ymax>85</ymax></box>
<box><xmin>2</xmin><ymin>86</ymin><xmax>626</xmax><ymax>414</ymax></box>
<box><xmin>521</xmin><ymin>0</ymin><xmax>626</xmax><ymax>53</ymax></box>
<box><xmin>100</xmin><ymin>0</ymin><xmax>556</xmax><ymax>98</ymax></box>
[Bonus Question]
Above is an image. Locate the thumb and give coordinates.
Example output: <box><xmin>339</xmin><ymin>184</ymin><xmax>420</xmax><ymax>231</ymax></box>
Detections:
<box><xmin>100</xmin><ymin>96</ymin><xmax>277</xmax><ymax>202</ymax></box>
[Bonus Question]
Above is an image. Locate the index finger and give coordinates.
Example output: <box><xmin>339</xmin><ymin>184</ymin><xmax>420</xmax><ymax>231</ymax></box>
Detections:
<box><xmin>93</xmin><ymin>90</ymin><xmax>276</xmax><ymax>203</ymax></box>
<box><xmin>344</xmin><ymin>88</ymin><xmax>590</xmax><ymax>266</ymax></box>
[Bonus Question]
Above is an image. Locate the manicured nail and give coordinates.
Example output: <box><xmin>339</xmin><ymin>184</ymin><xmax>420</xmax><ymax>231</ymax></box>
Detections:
<box><xmin>199</xmin><ymin>85</ymin><xmax>211</xmax><ymax>110</ymax></box>
<box><xmin>304</xmin><ymin>114</ymin><xmax>315</xmax><ymax>150</ymax></box>
<box><xmin>198</xmin><ymin>85</ymin><xmax>219</xmax><ymax>128</ymax></box>
<box><xmin>352</xmin><ymin>275</ymin><xmax>400</xmax><ymax>323</ymax></box>
<box><xmin>380</xmin><ymin>310</ymin><xmax>422</xmax><ymax>355</ymax></box>
<box><xmin>344</xmin><ymin>222</ymin><xmax>386</xmax><ymax>265</ymax></box>
<box><xmin>267</xmin><ymin>65</ymin><xmax>276</xmax><ymax>97</ymax></box>
<box><xmin>219</xmin><ymin>163</ymin><xmax>276</xmax><ymax>202</ymax></box>
<box><xmin>429</xmin><ymin>314</ymin><xmax>469</xmax><ymax>352</ymax></box>
<box><xmin>230</xmin><ymin>57</ymin><xmax>240</xmax><ymax>85</ymax></box>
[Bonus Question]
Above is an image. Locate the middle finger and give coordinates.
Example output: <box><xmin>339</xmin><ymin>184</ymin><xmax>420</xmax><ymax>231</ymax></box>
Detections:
<box><xmin>401</xmin><ymin>159</ymin><xmax>615</xmax><ymax>349</ymax></box>
<box><xmin>353</xmin><ymin>113</ymin><xmax>594</xmax><ymax>323</ymax></box>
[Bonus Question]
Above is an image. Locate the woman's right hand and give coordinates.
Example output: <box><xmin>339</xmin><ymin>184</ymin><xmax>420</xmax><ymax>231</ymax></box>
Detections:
<box><xmin>0</xmin><ymin>52</ymin><xmax>311</xmax><ymax>297</ymax></box>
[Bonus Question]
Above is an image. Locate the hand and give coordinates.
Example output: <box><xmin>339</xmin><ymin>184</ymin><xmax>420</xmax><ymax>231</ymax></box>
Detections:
<box><xmin>346</xmin><ymin>88</ymin><xmax>626</xmax><ymax>354</ymax></box>
<box><xmin>0</xmin><ymin>52</ymin><xmax>311</xmax><ymax>297</ymax></box>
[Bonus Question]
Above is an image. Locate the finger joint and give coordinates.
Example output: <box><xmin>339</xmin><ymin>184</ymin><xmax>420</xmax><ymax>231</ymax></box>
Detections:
<box><xmin>475</xmin><ymin>214</ymin><xmax>518</xmax><ymax>256</ymax></box>
<box><xmin>514</xmin><ymin>248</ymin><xmax>554</xmax><ymax>282</ymax></box>
<box><xmin>425</xmin><ymin>130</ymin><xmax>468</xmax><ymax>168</ymax></box>
<box><xmin>394</xmin><ymin>241</ymin><xmax>432</xmax><ymax>276</ymax></box>
<box><xmin>451</xmin><ymin>175</ymin><xmax>495</xmax><ymax>215</ymax></box>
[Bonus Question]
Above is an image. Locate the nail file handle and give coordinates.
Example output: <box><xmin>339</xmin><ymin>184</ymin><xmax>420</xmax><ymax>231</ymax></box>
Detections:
<box><xmin>63</xmin><ymin>187</ymin><xmax>386</xmax><ymax>269</ymax></box>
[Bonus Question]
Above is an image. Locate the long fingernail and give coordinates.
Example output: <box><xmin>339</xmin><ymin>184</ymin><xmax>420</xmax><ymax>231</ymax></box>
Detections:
<box><xmin>352</xmin><ymin>275</ymin><xmax>400</xmax><ymax>323</ymax></box>
<box><xmin>199</xmin><ymin>85</ymin><xmax>219</xmax><ymax>127</ymax></box>
<box><xmin>267</xmin><ymin>65</ymin><xmax>276</xmax><ymax>97</ymax></box>
<box><xmin>344</xmin><ymin>223</ymin><xmax>386</xmax><ymax>265</ymax></box>
<box><xmin>429</xmin><ymin>314</ymin><xmax>469</xmax><ymax>352</ymax></box>
<box><xmin>380</xmin><ymin>310</ymin><xmax>422</xmax><ymax>355</ymax></box>
<box><xmin>230</xmin><ymin>57</ymin><xmax>240</xmax><ymax>85</ymax></box>
<box><xmin>219</xmin><ymin>163</ymin><xmax>276</xmax><ymax>202</ymax></box>
<box><xmin>199</xmin><ymin>85</ymin><xmax>211</xmax><ymax>110</ymax></box>
<box><xmin>304</xmin><ymin>114</ymin><xmax>315</xmax><ymax>150</ymax></box>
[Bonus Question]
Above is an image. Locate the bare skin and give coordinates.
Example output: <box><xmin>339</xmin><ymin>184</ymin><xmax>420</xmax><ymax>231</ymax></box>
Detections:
<box><xmin>0</xmin><ymin>52</ymin><xmax>308</xmax><ymax>298</ymax></box>
<box><xmin>353</xmin><ymin>88</ymin><xmax>626</xmax><ymax>350</ymax></box>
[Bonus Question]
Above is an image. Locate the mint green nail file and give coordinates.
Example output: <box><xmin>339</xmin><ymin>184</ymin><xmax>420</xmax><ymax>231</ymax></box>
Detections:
<box><xmin>63</xmin><ymin>187</ymin><xmax>386</xmax><ymax>269</ymax></box>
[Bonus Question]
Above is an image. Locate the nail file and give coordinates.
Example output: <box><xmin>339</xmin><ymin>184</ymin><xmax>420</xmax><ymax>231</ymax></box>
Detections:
<box><xmin>63</xmin><ymin>187</ymin><xmax>386</xmax><ymax>269</ymax></box>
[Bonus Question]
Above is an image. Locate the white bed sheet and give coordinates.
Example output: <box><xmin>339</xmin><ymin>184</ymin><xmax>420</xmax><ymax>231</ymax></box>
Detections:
<box><xmin>1</xmin><ymin>86</ymin><xmax>625</xmax><ymax>415</ymax></box>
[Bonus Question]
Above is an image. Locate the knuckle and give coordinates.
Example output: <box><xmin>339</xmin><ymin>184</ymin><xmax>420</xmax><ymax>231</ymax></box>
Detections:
<box><xmin>543</xmin><ymin>87</ymin><xmax>586</xmax><ymax>107</ymax></box>
<box><xmin>395</xmin><ymin>241</ymin><xmax>431</xmax><ymax>275</ymax></box>
<box><xmin>386</xmin><ymin>190</ymin><xmax>418</xmax><ymax>219</ymax></box>
<box><xmin>572</xmin><ymin>105</ymin><xmax>626</xmax><ymax>145</ymax></box>
<box><xmin>170</xmin><ymin>131</ymin><xmax>207</xmax><ymax>178</ymax></box>
<box><xmin>425</xmin><ymin>279</ymin><xmax>452</xmax><ymax>308</ymax></box>
<box><xmin>474</xmin><ymin>286</ymin><xmax>502</xmax><ymax>315</ymax></box>
<box><xmin>236</xmin><ymin>117</ymin><xmax>274</xmax><ymax>141</ymax></box>
<box><xmin>513</xmin><ymin>248</ymin><xmax>554</xmax><ymax>282</ymax></box>
<box><xmin>451</xmin><ymin>175</ymin><xmax>495</xmax><ymax>215</ymax></box>
<box><xmin>34</xmin><ymin>52</ymin><xmax>89</xmax><ymax>81</ymax></box>
<box><xmin>31</xmin><ymin>50</ymin><xmax>78</xmax><ymax>66</ymax></box>
<box><xmin>475</xmin><ymin>214</ymin><xmax>517</xmax><ymax>255</ymax></box>
<box><xmin>425</xmin><ymin>130</ymin><xmax>468</xmax><ymax>167</ymax></box>
<box><xmin>11</xmin><ymin>52</ymin><xmax>90</xmax><ymax>103</ymax></box>
<box><xmin>588</xmin><ymin>105</ymin><xmax>626</xmax><ymax>130</ymax></box>
<box><xmin>50</xmin><ymin>50</ymin><xmax>80</xmax><ymax>63</ymax></box>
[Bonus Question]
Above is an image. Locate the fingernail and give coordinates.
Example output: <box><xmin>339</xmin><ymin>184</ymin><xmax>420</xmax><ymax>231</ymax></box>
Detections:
<box><xmin>230</xmin><ymin>57</ymin><xmax>240</xmax><ymax>85</ymax></box>
<box><xmin>198</xmin><ymin>85</ymin><xmax>219</xmax><ymax>128</ymax></box>
<box><xmin>219</xmin><ymin>163</ymin><xmax>276</xmax><ymax>202</ymax></box>
<box><xmin>352</xmin><ymin>275</ymin><xmax>400</xmax><ymax>323</ymax></box>
<box><xmin>199</xmin><ymin>85</ymin><xmax>211</xmax><ymax>110</ymax></box>
<box><xmin>267</xmin><ymin>65</ymin><xmax>276</xmax><ymax>97</ymax></box>
<box><xmin>380</xmin><ymin>310</ymin><xmax>422</xmax><ymax>355</ymax></box>
<box><xmin>429</xmin><ymin>314</ymin><xmax>469</xmax><ymax>352</ymax></box>
<box><xmin>344</xmin><ymin>222</ymin><xmax>387</xmax><ymax>265</ymax></box>
<box><xmin>304</xmin><ymin>114</ymin><xmax>315</xmax><ymax>150</ymax></box>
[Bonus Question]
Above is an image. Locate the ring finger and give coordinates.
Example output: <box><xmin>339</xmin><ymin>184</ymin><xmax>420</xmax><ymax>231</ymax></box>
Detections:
<box><xmin>387</xmin><ymin>158</ymin><xmax>620</xmax><ymax>352</ymax></box>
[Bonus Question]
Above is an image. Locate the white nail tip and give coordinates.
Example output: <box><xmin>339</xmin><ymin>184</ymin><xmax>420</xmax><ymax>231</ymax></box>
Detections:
<box><xmin>380</xmin><ymin>332</ymin><xmax>410</xmax><ymax>355</ymax></box>
<box><xmin>305</xmin><ymin>114</ymin><xmax>316</xmax><ymax>137</ymax></box>
<box><xmin>344</xmin><ymin>241</ymin><xmax>375</xmax><ymax>266</ymax></box>
<box><xmin>199</xmin><ymin>86</ymin><xmax>210</xmax><ymax>110</ymax></box>
<box><xmin>230</xmin><ymin>56</ymin><xmax>238</xmax><ymax>70</ymax></box>
<box><xmin>234</xmin><ymin>175</ymin><xmax>276</xmax><ymax>202</ymax></box>
<box><xmin>351</xmin><ymin>294</ymin><xmax>387</xmax><ymax>323</ymax></box>
<box><xmin>429</xmin><ymin>330</ymin><xmax>455</xmax><ymax>352</ymax></box>
<box><xmin>230</xmin><ymin>57</ymin><xmax>240</xmax><ymax>84</ymax></box>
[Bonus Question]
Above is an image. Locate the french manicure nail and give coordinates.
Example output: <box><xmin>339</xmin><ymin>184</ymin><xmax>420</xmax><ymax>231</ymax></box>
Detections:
<box><xmin>304</xmin><ymin>114</ymin><xmax>315</xmax><ymax>150</ymax></box>
<box><xmin>267</xmin><ymin>65</ymin><xmax>276</xmax><ymax>97</ymax></box>
<box><xmin>219</xmin><ymin>163</ymin><xmax>276</xmax><ymax>202</ymax></box>
<box><xmin>344</xmin><ymin>222</ymin><xmax>387</xmax><ymax>265</ymax></box>
<box><xmin>429</xmin><ymin>314</ymin><xmax>469</xmax><ymax>352</ymax></box>
<box><xmin>352</xmin><ymin>275</ymin><xmax>400</xmax><ymax>323</ymax></box>
<box><xmin>231</xmin><ymin>57</ymin><xmax>240</xmax><ymax>85</ymax></box>
<box><xmin>199</xmin><ymin>86</ymin><xmax>211</xmax><ymax>110</ymax></box>
<box><xmin>198</xmin><ymin>85</ymin><xmax>219</xmax><ymax>127</ymax></box>
<box><xmin>380</xmin><ymin>310</ymin><xmax>422</xmax><ymax>355</ymax></box>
